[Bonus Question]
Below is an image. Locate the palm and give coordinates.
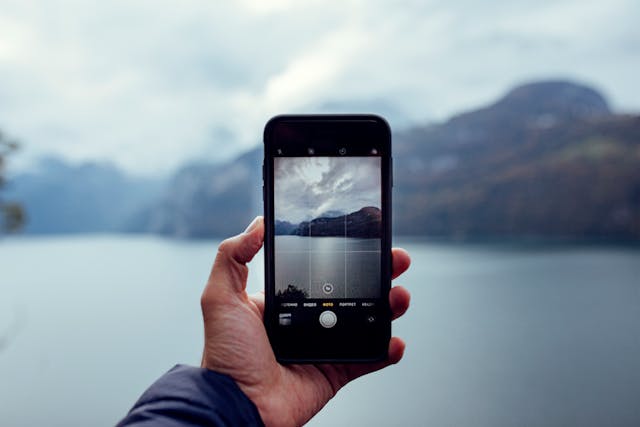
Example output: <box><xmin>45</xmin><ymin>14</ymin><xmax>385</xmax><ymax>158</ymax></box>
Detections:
<box><xmin>202</xmin><ymin>285</ymin><xmax>343</xmax><ymax>426</ymax></box>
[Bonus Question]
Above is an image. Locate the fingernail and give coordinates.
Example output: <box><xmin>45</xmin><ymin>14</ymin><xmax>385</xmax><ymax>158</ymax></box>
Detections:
<box><xmin>244</xmin><ymin>216</ymin><xmax>261</xmax><ymax>234</ymax></box>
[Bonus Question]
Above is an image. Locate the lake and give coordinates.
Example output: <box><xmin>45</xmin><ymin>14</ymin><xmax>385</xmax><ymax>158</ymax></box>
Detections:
<box><xmin>0</xmin><ymin>235</ymin><xmax>639</xmax><ymax>426</ymax></box>
<box><xmin>275</xmin><ymin>236</ymin><xmax>380</xmax><ymax>298</ymax></box>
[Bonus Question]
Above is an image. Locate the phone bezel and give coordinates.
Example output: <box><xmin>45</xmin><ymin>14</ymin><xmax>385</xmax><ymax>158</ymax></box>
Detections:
<box><xmin>263</xmin><ymin>114</ymin><xmax>392</xmax><ymax>363</ymax></box>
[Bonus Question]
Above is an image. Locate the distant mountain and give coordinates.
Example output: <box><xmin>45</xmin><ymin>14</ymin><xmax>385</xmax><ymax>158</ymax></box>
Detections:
<box><xmin>8</xmin><ymin>80</ymin><xmax>639</xmax><ymax>240</ymax></box>
<box><xmin>318</xmin><ymin>209</ymin><xmax>345</xmax><ymax>218</ymax></box>
<box><xmin>144</xmin><ymin>80</ymin><xmax>639</xmax><ymax>240</ymax></box>
<box><xmin>274</xmin><ymin>220</ymin><xmax>297</xmax><ymax>235</ymax></box>
<box><xmin>4</xmin><ymin>157</ymin><xmax>164</xmax><ymax>233</ymax></box>
<box><xmin>446</xmin><ymin>80</ymin><xmax>609</xmax><ymax>134</ymax></box>
<box><xmin>137</xmin><ymin>149</ymin><xmax>262</xmax><ymax>237</ymax></box>
<box><xmin>393</xmin><ymin>80</ymin><xmax>640</xmax><ymax>239</ymax></box>
<box><xmin>284</xmin><ymin>207</ymin><xmax>382</xmax><ymax>238</ymax></box>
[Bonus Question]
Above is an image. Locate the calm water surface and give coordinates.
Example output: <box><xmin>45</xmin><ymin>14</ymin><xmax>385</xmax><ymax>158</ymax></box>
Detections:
<box><xmin>275</xmin><ymin>236</ymin><xmax>380</xmax><ymax>298</ymax></box>
<box><xmin>0</xmin><ymin>235</ymin><xmax>639</xmax><ymax>426</ymax></box>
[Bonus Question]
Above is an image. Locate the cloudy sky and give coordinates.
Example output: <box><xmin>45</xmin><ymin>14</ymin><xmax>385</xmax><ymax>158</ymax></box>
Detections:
<box><xmin>0</xmin><ymin>0</ymin><xmax>638</xmax><ymax>175</ymax></box>
<box><xmin>274</xmin><ymin>157</ymin><xmax>380</xmax><ymax>224</ymax></box>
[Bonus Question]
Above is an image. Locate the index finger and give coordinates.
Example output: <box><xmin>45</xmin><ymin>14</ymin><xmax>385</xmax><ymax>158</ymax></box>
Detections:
<box><xmin>392</xmin><ymin>247</ymin><xmax>411</xmax><ymax>280</ymax></box>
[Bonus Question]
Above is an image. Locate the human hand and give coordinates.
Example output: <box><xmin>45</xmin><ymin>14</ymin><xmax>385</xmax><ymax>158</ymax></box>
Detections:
<box><xmin>200</xmin><ymin>217</ymin><xmax>411</xmax><ymax>427</ymax></box>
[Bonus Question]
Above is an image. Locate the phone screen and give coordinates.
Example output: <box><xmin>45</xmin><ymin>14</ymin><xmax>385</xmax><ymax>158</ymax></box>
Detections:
<box><xmin>264</xmin><ymin>115</ymin><xmax>391</xmax><ymax>362</ymax></box>
<box><xmin>274</xmin><ymin>156</ymin><xmax>381</xmax><ymax>301</ymax></box>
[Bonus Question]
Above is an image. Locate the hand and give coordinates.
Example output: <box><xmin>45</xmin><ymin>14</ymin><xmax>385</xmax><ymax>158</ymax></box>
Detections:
<box><xmin>200</xmin><ymin>217</ymin><xmax>411</xmax><ymax>427</ymax></box>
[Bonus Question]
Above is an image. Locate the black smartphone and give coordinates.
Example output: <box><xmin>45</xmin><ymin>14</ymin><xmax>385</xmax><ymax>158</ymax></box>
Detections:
<box><xmin>263</xmin><ymin>114</ymin><xmax>392</xmax><ymax>363</ymax></box>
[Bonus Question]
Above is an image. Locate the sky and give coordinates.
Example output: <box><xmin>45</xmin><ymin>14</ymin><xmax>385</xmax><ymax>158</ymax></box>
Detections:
<box><xmin>274</xmin><ymin>157</ymin><xmax>380</xmax><ymax>224</ymax></box>
<box><xmin>0</xmin><ymin>0</ymin><xmax>638</xmax><ymax>176</ymax></box>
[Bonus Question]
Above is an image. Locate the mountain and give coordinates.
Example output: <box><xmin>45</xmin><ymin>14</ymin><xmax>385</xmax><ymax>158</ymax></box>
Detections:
<box><xmin>274</xmin><ymin>220</ymin><xmax>297</xmax><ymax>235</ymax></box>
<box><xmin>138</xmin><ymin>149</ymin><xmax>262</xmax><ymax>237</ymax></box>
<box><xmin>285</xmin><ymin>207</ymin><xmax>382</xmax><ymax>238</ymax></box>
<box><xmin>393</xmin><ymin>80</ymin><xmax>640</xmax><ymax>239</ymax></box>
<box><xmin>8</xmin><ymin>80</ymin><xmax>639</xmax><ymax>240</ymax></box>
<box><xmin>318</xmin><ymin>210</ymin><xmax>346</xmax><ymax>218</ymax></box>
<box><xmin>4</xmin><ymin>157</ymin><xmax>164</xmax><ymax>233</ymax></box>
<box><xmin>144</xmin><ymin>80</ymin><xmax>639</xmax><ymax>240</ymax></box>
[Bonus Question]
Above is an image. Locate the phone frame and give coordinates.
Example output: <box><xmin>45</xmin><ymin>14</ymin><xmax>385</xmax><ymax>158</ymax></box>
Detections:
<box><xmin>263</xmin><ymin>114</ymin><xmax>392</xmax><ymax>363</ymax></box>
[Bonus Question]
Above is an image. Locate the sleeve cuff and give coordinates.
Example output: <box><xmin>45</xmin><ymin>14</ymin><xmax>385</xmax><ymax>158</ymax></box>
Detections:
<box><xmin>116</xmin><ymin>364</ymin><xmax>264</xmax><ymax>427</ymax></box>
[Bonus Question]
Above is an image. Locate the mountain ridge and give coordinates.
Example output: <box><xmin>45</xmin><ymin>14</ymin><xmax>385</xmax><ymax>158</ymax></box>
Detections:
<box><xmin>281</xmin><ymin>206</ymin><xmax>382</xmax><ymax>238</ymax></box>
<box><xmin>7</xmin><ymin>80</ymin><xmax>639</xmax><ymax>240</ymax></box>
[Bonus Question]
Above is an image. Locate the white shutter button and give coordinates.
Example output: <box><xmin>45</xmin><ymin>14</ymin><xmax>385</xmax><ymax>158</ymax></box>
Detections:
<box><xmin>319</xmin><ymin>310</ymin><xmax>337</xmax><ymax>328</ymax></box>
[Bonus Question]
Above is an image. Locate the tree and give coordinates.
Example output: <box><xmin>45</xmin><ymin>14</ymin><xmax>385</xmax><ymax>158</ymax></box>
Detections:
<box><xmin>276</xmin><ymin>284</ymin><xmax>309</xmax><ymax>299</ymax></box>
<box><xmin>0</xmin><ymin>131</ymin><xmax>24</xmax><ymax>233</ymax></box>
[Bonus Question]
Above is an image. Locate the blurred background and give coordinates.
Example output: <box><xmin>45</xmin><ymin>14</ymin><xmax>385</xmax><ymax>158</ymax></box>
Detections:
<box><xmin>1</xmin><ymin>0</ymin><xmax>639</xmax><ymax>426</ymax></box>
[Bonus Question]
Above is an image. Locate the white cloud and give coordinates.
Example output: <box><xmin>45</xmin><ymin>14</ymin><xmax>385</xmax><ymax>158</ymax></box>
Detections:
<box><xmin>263</xmin><ymin>28</ymin><xmax>368</xmax><ymax>111</ymax></box>
<box><xmin>0</xmin><ymin>0</ymin><xmax>638</xmax><ymax>175</ymax></box>
<box><xmin>274</xmin><ymin>156</ymin><xmax>380</xmax><ymax>223</ymax></box>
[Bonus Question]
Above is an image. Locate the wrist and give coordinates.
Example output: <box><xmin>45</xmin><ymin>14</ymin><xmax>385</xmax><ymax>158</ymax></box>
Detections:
<box><xmin>238</xmin><ymin>378</ymin><xmax>325</xmax><ymax>427</ymax></box>
<box><xmin>248</xmin><ymin>392</ymin><xmax>295</xmax><ymax>427</ymax></box>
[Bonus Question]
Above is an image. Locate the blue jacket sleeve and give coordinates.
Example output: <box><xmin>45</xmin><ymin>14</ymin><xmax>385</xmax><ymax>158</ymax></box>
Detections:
<box><xmin>116</xmin><ymin>365</ymin><xmax>265</xmax><ymax>427</ymax></box>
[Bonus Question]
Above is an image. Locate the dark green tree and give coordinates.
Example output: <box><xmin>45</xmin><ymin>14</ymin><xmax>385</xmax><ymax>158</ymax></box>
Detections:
<box><xmin>0</xmin><ymin>131</ymin><xmax>24</xmax><ymax>233</ymax></box>
<box><xmin>276</xmin><ymin>284</ymin><xmax>309</xmax><ymax>299</ymax></box>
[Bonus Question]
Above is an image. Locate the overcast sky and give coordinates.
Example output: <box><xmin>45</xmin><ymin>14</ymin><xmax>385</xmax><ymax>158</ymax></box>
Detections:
<box><xmin>0</xmin><ymin>0</ymin><xmax>638</xmax><ymax>175</ymax></box>
<box><xmin>274</xmin><ymin>157</ymin><xmax>380</xmax><ymax>224</ymax></box>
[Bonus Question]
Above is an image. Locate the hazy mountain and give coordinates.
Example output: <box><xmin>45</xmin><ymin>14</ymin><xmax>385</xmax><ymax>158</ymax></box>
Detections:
<box><xmin>393</xmin><ymin>80</ymin><xmax>640</xmax><ymax>240</ymax></box>
<box><xmin>274</xmin><ymin>220</ymin><xmax>297</xmax><ymax>235</ymax></box>
<box><xmin>145</xmin><ymin>80</ymin><xmax>639</xmax><ymax>240</ymax></box>
<box><xmin>318</xmin><ymin>209</ymin><xmax>346</xmax><ymax>218</ymax></box>
<box><xmin>5</xmin><ymin>157</ymin><xmax>164</xmax><ymax>233</ymax></box>
<box><xmin>283</xmin><ymin>206</ymin><xmax>382</xmax><ymax>238</ymax></box>
<box><xmin>9</xmin><ymin>80</ymin><xmax>639</xmax><ymax>240</ymax></box>
<box><xmin>138</xmin><ymin>149</ymin><xmax>262</xmax><ymax>237</ymax></box>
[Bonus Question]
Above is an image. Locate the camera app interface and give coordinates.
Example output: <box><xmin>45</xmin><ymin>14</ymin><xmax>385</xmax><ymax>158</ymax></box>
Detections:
<box><xmin>274</xmin><ymin>156</ymin><xmax>381</xmax><ymax>329</ymax></box>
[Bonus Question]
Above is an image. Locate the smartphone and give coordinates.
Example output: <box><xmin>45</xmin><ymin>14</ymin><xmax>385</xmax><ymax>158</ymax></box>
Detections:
<box><xmin>263</xmin><ymin>115</ymin><xmax>392</xmax><ymax>363</ymax></box>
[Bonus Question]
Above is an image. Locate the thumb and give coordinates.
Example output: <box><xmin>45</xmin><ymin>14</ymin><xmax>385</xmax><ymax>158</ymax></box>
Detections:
<box><xmin>204</xmin><ymin>217</ymin><xmax>264</xmax><ymax>297</ymax></box>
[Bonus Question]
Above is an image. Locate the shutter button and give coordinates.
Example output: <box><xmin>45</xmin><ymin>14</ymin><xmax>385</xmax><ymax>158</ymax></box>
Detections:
<box><xmin>319</xmin><ymin>310</ymin><xmax>337</xmax><ymax>328</ymax></box>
